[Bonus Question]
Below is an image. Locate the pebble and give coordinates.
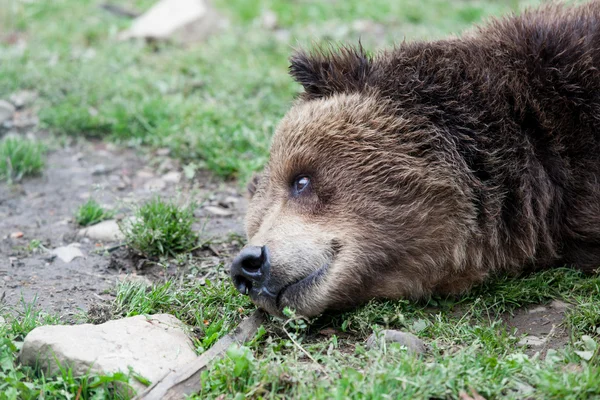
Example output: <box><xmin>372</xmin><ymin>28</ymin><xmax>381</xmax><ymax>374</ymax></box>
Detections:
<box><xmin>366</xmin><ymin>329</ymin><xmax>428</xmax><ymax>354</ymax></box>
<box><xmin>0</xmin><ymin>99</ymin><xmax>15</xmax><ymax>124</ymax></box>
<box><xmin>204</xmin><ymin>205</ymin><xmax>233</xmax><ymax>217</ymax></box>
<box><xmin>9</xmin><ymin>90</ymin><xmax>37</xmax><ymax>109</ymax></box>
<box><xmin>517</xmin><ymin>335</ymin><xmax>546</xmax><ymax>347</ymax></box>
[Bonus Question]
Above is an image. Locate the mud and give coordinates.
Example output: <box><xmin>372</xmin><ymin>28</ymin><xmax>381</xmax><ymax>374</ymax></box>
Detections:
<box><xmin>0</xmin><ymin>139</ymin><xmax>247</xmax><ymax>318</ymax></box>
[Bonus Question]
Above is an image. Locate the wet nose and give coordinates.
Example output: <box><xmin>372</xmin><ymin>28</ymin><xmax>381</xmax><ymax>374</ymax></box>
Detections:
<box><xmin>230</xmin><ymin>245</ymin><xmax>271</xmax><ymax>295</ymax></box>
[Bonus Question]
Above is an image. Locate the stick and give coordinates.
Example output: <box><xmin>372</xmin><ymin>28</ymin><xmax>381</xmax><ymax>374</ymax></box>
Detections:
<box><xmin>134</xmin><ymin>309</ymin><xmax>267</xmax><ymax>400</ymax></box>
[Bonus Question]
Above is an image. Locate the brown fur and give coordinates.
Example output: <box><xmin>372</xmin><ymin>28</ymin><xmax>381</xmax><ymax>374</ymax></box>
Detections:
<box><xmin>237</xmin><ymin>2</ymin><xmax>600</xmax><ymax>317</ymax></box>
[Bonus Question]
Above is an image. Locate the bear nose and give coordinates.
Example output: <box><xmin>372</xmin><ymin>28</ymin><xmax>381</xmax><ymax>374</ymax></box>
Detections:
<box><xmin>230</xmin><ymin>245</ymin><xmax>271</xmax><ymax>295</ymax></box>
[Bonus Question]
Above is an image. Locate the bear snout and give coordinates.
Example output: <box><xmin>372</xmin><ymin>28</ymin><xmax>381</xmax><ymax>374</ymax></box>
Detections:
<box><xmin>230</xmin><ymin>245</ymin><xmax>273</xmax><ymax>297</ymax></box>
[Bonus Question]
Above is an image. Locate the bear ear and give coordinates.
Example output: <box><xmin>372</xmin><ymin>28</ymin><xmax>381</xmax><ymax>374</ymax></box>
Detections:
<box><xmin>289</xmin><ymin>44</ymin><xmax>373</xmax><ymax>99</ymax></box>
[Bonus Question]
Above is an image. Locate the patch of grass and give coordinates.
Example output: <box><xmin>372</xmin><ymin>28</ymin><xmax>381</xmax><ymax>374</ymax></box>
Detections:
<box><xmin>0</xmin><ymin>0</ymin><xmax>543</xmax><ymax>181</ymax></box>
<box><xmin>120</xmin><ymin>197</ymin><xmax>198</xmax><ymax>257</ymax></box>
<box><xmin>75</xmin><ymin>198</ymin><xmax>115</xmax><ymax>226</ymax></box>
<box><xmin>112</xmin><ymin>278</ymin><xmax>253</xmax><ymax>353</ymax></box>
<box><xmin>0</xmin><ymin>136</ymin><xmax>45</xmax><ymax>183</ymax></box>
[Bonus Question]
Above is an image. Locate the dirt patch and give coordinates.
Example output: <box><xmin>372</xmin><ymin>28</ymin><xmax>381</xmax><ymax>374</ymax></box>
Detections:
<box><xmin>0</xmin><ymin>140</ymin><xmax>247</xmax><ymax>318</ymax></box>
<box><xmin>504</xmin><ymin>300</ymin><xmax>571</xmax><ymax>357</ymax></box>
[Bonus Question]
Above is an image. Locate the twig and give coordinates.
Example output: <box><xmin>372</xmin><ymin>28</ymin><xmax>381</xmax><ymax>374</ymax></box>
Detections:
<box><xmin>135</xmin><ymin>309</ymin><xmax>267</xmax><ymax>400</ymax></box>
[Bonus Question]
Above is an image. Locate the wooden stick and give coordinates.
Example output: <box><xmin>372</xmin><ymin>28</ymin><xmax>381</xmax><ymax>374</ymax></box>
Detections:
<box><xmin>134</xmin><ymin>309</ymin><xmax>267</xmax><ymax>400</ymax></box>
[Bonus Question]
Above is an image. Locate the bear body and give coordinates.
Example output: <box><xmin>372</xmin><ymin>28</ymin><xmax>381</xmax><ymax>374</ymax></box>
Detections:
<box><xmin>230</xmin><ymin>2</ymin><xmax>600</xmax><ymax>317</ymax></box>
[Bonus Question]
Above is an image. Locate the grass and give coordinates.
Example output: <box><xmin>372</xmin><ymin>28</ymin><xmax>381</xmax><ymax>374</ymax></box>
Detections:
<box><xmin>2</xmin><ymin>0</ymin><xmax>600</xmax><ymax>399</ymax></box>
<box><xmin>75</xmin><ymin>198</ymin><xmax>115</xmax><ymax>226</ymax></box>
<box><xmin>120</xmin><ymin>197</ymin><xmax>198</xmax><ymax>257</ymax></box>
<box><xmin>0</xmin><ymin>0</ymin><xmax>541</xmax><ymax>183</ymax></box>
<box><xmin>0</xmin><ymin>136</ymin><xmax>44</xmax><ymax>183</ymax></box>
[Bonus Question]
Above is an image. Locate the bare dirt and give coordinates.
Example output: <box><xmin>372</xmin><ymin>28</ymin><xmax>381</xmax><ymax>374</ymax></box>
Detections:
<box><xmin>0</xmin><ymin>138</ymin><xmax>248</xmax><ymax>319</ymax></box>
<box><xmin>504</xmin><ymin>300</ymin><xmax>571</xmax><ymax>357</ymax></box>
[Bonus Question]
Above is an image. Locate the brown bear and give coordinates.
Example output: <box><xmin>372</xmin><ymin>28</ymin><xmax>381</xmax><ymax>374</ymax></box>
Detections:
<box><xmin>230</xmin><ymin>1</ymin><xmax>600</xmax><ymax>317</ymax></box>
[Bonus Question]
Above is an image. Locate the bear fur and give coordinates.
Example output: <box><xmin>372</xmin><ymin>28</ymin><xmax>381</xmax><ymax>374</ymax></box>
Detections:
<box><xmin>233</xmin><ymin>2</ymin><xmax>600</xmax><ymax>317</ymax></box>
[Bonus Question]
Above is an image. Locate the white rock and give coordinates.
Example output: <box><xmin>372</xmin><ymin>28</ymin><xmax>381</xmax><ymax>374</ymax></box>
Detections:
<box><xmin>51</xmin><ymin>243</ymin><xmax>85</xmax><ymax>263</ymax></box>
<box><xmin>144</xmin><ymin>178</ymin><xmax>167</xmax><ymax>191</ymax></box>
<box><xmin>19</xmin><ymin>314</ymin><xmax>197</xmax><ymax>394</ymax></box>
<box><xmin>118</xmin><ymin>0</ymin><xmax>226</xmax><ymax>44</ymax></box>
<box><xmin>366</xmin><ymin>329</ymin><xmax>428</xmax><ymax>354</ymax></box>
<box><xmin>0</xmin><ymin>100</ymin><xmax>15</xmax><ymax>124</ymax></box>
<box><xmin>528</xmin><ymin>306</ymin><xmax>547</xmax><ymax>314</ymax></box>
<box><xmin>550</xmin><ymin>299</ymin><xmax>569</xmax><ymax>309</ymax></box>
<box><xmin>204</xmin><ymin>205</ymin><xmax>233</xmax><ymax>217</ymax></box>
<box><xmin>9</xmin><ymin>90</ymin><xmax>37</xmax><ymax>109</ymax></box>
<box><xmin>162</xmin><ymin>171</ymin><xmax>181</xmax><ymax>183</ymax></box>
<box><xmin>78</xmin><ymin>219</ymin><xmax>124</xmax><ymax>242</ymax></box>
<box><xmin>518</xmin><ymin>335</ymin><xmax>546</xmax><ymax>347</ymax></box>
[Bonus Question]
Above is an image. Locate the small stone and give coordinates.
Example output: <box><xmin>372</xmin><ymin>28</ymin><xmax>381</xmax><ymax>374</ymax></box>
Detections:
<box><xmin>156</xmin><ymin>148</ymin><xmax>170</xmax><ymax>156</ymax></box>
<box><xmin>260</xmin><ymin>10</ymin><xmax>278</xmax><ymax>30</ymax></box>
<box><xmin>78</xmin><ymin>220</ymin><xmax>125</xmax><ymax>242</ymax></box>
<box><xmin>219</xmin><ymin>196</ymin><xmax>239</xmax><ymax>208</ymax></box>
<box><xmin>136</xmin><ymin>170</ymin><xmax>155</xmax><ymax>179</ymax></box>
<box><xmin>528</xmin><ymin>306</ymin><xmax>547</xmax><ymax>314</ymax></box>
<box><xmin>117</xmin><ymin>274</ymin><xmax>153</xmax><ymax>286</ymax></box>
<box><xmin>51</xmin><ymin>244</ymin><xmax>85</xmax><ymax>263</ymax></box>
<box><xmin>9</xmin><ymin>90</ymin><xmax>37</xmax><ymax>109</ymax></box>
<box><xmin>517</xmin><ymin>335</ymin><xmax>546</xmax><ymax>347</ymax></box>
<box><xmin>204</xmin><ymin>206</ymin><xmax>233</xmax><ymax>217</ymax></box>
<box><xmin>366</xmin><ymin>329</ymin><xmax>428</xmax><ymax>354</ymax></box>
<box><xmin>550</xmin><ymin>300</ymin><xmax>569</xmax><ymax>309</ymax></box>
<box><xmin>0</xmin><ymin>100</ymin><xmax>15</xmax><ymax>124</ymax></box>
<box><xmin>144</xmin><ymin>178</ymin><xmax>167</xmax><ymax>191</ymax></box>
<box><xmin>162</xmin><ymin>171</ymin><xmax>181</xmax><ymax>183</ymax></box>
<box><xmin>9</xmin><ymin>231</ymin><xmax>24</xmax><ymax>239</ymax></box>
<box><xmin>19</xmin><ymin>314</ymin><xmax>197</xmax><ymax>394</ymax></box>
<box><xmin>91</xmin><ymin>164</ymin><xmax>110</xmax><ymax>175</ymax></box>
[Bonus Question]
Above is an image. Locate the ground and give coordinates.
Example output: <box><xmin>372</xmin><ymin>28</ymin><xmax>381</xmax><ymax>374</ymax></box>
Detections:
<box><xmin>0</xmin><ymin>0</ymin><xmax>599</xmax><ymax>399</ymax></box>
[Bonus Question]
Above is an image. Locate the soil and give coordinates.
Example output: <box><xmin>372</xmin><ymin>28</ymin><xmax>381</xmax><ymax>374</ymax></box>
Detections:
<box><xmin>504</xmin><ymin>300</ymin><xmax>571</xmax><ymax>357</ymax></box>
<box><xmin>0</xmin><ymin>138</ymin><xmax>248</xmax><ymax>319</ymax></box>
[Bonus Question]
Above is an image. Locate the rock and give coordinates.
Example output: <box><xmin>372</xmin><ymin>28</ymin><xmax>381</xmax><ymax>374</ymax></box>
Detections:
<box><xmin>550</xmin><ymin>299</ymin><xmax>569</xmax><ymax>309</ymax></box>
<box><xmin>19</xmin><ymin>314</ymin><xmax>197</xmax><ymax>394</ymax></box>
<box><xmin>204</xmin><ymin>205</ymin><xmax>233</xmax><ymax>217</ymax></box>
<box><xmin>118</xmin><ymin>0</ymin><xmax>226</xmax><ymax>45</ymax></box>
<box><xmin>51</xmin><ymin>243</ymin><xmax>85</xmax><ymax>263</ymax></box>
<box><xmin>0</xmin><ymin>100</ymin><xmax>15</xmax><ymax>124</ymax></box>
<box><xmin>517</xmin><ymin>335</ymin><xmax>546</xmax><ymax>347</ymax></box>
<box><xmin>219</xmin><ymin>196</ymin><xmax>239</xmax><ymax>208</ymax></box>
<box><xmin>136</xmin><ymin>170</ymin><xmax>155</xmax><ymax>179</ymax></box>
<box><xmin>366</xmin><ymin>329</ymin><xmax>428</xmax><ymax>355</ymax></box>
<box><xmin>162</xmin><ymin>171</ymin><xmax>181</xmax><ymax>183</ymax></box>
<box><xmin>9</xmin><ymin>90</ymin><xmax>37</xmax><ymax>109</ymax></box>
<box><xmin>78</xmin><ymin>219</ymin><xmax>124</xmax><ymax>242</ymax></box>
<box><xmin>528</xmin><ymin>306</ymin><xmax>547</xmax><ymax>314</ymax></box>
<box><xmin>9</xmin><ymin>231</ymin><xmax>24</xmax><ymax>239</ymax></box>
<box><xmin>144</xmin><ymin>178</ymin><xmax>167</xmax><ymax>191</ymax></box>
<box><xmin>91</xmin><ymin>164</ymin><xmax>110</xmax><ymax>176</ymax></box>
<box><xmin>118</xmin><ymin>273</ymin><xmax>153</xmax><ymax>286</ymax></box>
<box><xmin>260</xmin><ymin>10</ymin><xmax>278</xmax><ymax>30</ymax></box>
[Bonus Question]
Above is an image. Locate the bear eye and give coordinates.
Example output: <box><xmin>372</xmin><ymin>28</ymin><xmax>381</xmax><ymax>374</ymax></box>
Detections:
<box><xmin>292</xmin><ymin>175</ymin><xmax>311</xmax><ymax>196</ymax></box>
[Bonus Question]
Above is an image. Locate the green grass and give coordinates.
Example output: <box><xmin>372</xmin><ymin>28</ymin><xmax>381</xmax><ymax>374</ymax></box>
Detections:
<box><xmin>2</xmin><ymin>0</ymin><xmax>599</xmax><ymax>399</ymax></box>
<box><xmin>75</xmin><ymin>198</ymin><xmax>115</xmax><ymax>226</ymax></box>
<box><xmin>120</xmin><ymin>197</ymin><xmax>198</xmax><ymax>257</ymax></box>
<box><xmin>0</xmin><ymin>136</ymin><xmax>45</xmax><ymax>183</ymax></box>
<box><xmin>0</xmin><ymin>0</ymin><xmax>541</xmax><ymax>182</ymax></box>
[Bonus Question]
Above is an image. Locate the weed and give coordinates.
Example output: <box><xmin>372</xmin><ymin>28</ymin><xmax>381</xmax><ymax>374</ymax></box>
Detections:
<box><xmin>120</xmin><ymin>197</ymin><xmax>198</xmax><ymax>257</ymax></box>
<box><xmin>0</xmin><ymin>136</ymin><xmax>45</xmax><ymax>183</ymax></box>
<box><xmin>75</xmin><ymin>198</ymin><xmax>115</xmax><ymax>226</ymax></box>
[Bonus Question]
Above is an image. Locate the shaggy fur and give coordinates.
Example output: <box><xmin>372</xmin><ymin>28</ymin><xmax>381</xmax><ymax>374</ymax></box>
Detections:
<box><xmin>235</xmin><ymin>2</ymin><xmax>600</xmax><ymax>317</ymax></box>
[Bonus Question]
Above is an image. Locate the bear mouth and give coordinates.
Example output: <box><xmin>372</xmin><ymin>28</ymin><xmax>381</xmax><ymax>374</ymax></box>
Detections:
<box><xmin>274</xmin><ymin>261</ymin><xmax>332</xmax><ymax>312</ymax></box>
